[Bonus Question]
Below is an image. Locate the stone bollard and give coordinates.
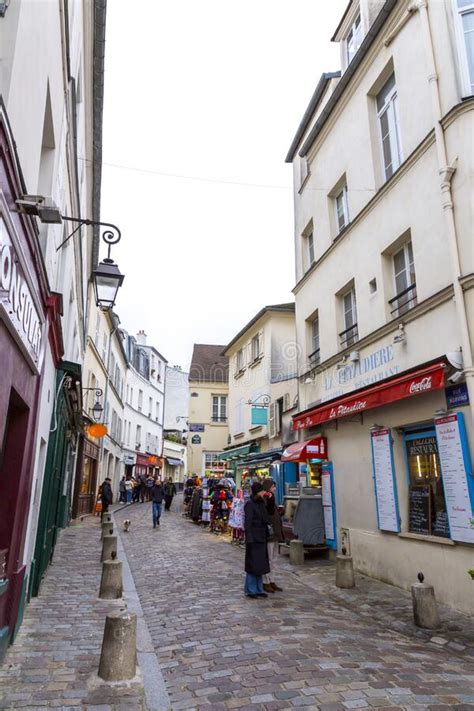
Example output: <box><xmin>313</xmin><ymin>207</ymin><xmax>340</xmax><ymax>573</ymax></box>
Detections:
<box><xmin>101</xmin><ymin>522</ymin><xmax>114</xmax><ymax>540</ymax></box>
<box><xmin>336</xmin><ymin>554</ymin><xmax>355</xmax><ymax>588</ymax></box>
<box><xmin>99</xmin><ymin>555</ymin><xmax>123</xmax><ymax>599</ymax></box>
<box><xmin>101</xmin><ymin>512</ymin><xmax>112</xmax><ymax>524</ymax></box>
<box><xmin>411</xmin><ymin>573</ymin><xmax>440</xmax><ymax>629</ymax></box>
<box><xmin>98</xmin><ymin>610</ymin><xmax>137</xmax><ymax>681</ymax></box>
<box><xmin>289</xmin><ymin>539</ymin><xmax>304</xmax><ymax>565</ymax></box>
<box><xmin>101</xmin><ymin>534</ymin><xmax>117</xmax><ymax>562</ymax></box>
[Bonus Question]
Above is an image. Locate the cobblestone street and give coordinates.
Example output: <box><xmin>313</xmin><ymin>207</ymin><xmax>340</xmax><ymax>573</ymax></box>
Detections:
<box><xmin>0</xmin><ymin>501</ymin><xmax>473</xmax><ymax>711</ymax></box>
<box><xmin>116</xmin><ymin>501</ymin><xmax>474</xmax><ymax>711</ymax></box>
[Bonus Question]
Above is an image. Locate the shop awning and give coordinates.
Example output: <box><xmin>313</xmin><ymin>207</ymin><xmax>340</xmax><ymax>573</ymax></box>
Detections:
<box><xmin>166</xmin><ymin>457</ymin><xmax>183</xmax><ymax>466</ymax></box>
<box><xmin>293</xmin><ymin>362</ymin><xmax>446</xmax><ymax>431</ymax></box>
<box><xmin>282</xmin><ymin>438</ymin><xmax>328</xmax><ymax>462</ymax></box>
<box><xmin>218</xmin><ymin>444</ymin><xmax>256</xmax><ymax>461</ymax></box>
<box><xmin>241</xmin><ymin>448</ymin><xmax>283</xmax><ymax>467</ymax></box>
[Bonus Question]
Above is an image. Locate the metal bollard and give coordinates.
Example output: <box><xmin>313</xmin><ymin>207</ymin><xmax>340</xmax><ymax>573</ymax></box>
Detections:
<box><xmin>289</xmin><ymin>539</ymin><xmax>304</xmax><ymax>565</ymax></box>
<box><xmin>336</xmin><ymin>554</ymin><xmax>355</xmax><ymax>588</ymax></box>
<box><xmin>99</xmin><ymin>553</ymin><xmax>123</xmax><ymax>599</ymax></box>
<box><xmin>101</xmin><ymin>534</ymin><xmax>117</xmax><ymax>562</ymax></box>
<box><xmin>411</xmin><ymin>572</ymin><xmax>440</xmax><ymax>629</ymax></box>
<box><xmin>98</xmin><ymin>610</ymin><xmax>137</xmax><ymax>681</ymax></box>
<box><xmin>101</xmin><ymin>522</ymin><xmax>114</xmax><ymax>540</ymax></box>
<box><xmin>101</xmin><ymin>512</ymin><xmax>112</xmax><ymax>524</ymax></box>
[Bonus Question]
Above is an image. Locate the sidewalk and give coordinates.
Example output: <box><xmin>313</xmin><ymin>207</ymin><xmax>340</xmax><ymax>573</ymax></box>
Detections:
<box><xmin>0</xmin><ymin>514</ymin><xmax>147</xmax><ymax>710</ymax></box>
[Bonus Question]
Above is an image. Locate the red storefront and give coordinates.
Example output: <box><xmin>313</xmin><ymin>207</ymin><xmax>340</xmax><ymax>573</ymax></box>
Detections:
<box><xmin>0</xmin><ymin>103</ymin><xmax>63</xmax><ymax>658</ymax></box>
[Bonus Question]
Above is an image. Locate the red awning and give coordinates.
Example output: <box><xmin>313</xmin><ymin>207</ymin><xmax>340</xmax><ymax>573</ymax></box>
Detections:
<box><xmin>282</xmin><ymin>437</ymin><xmax>328</xmax><ymax>462</ymax></box>
<box><xmin>293</xmin><ymin>362</ymin><xmax>446</xmax><ymax>431</ymax></box>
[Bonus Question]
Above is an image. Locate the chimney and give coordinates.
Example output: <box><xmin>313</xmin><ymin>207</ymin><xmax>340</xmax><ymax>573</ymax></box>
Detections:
<box><xmin>136</xmin><ymin>330</ymin><xmax>147</xmax><ymax>345</ymax></box>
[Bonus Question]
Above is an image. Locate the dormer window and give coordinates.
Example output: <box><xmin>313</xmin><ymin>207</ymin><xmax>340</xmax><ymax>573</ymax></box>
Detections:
<box><xmin>346</xmin><ymin>14</ymin><xmax>363</xmax><ymax>65</ymax></box>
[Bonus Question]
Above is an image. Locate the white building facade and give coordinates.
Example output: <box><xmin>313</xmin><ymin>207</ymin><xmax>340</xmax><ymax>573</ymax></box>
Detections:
<box><xmin>287</xmin><ymin>0</ymin><xmax>474</xmax><ymax>613</ymax></box>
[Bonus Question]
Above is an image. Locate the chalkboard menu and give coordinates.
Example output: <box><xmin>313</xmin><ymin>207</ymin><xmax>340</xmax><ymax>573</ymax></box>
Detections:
<box><xmin>432</xmin><ymin>510</ymin><xmax>450</xmax><ymax>538</ymax></box>
<box><xmin>409</xmin><ymin>486</ymin><xmax>431</xmax><ymax>535</ymax></box>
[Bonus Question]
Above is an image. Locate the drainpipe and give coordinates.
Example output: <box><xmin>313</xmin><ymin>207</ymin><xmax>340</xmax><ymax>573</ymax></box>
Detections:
<box><xmin>98</xmin><ymin>321</ymin><xmax>120</xmax><ymax>483</ymax></box>
<box><xmin>415</xmin><ymin>0</ymin><xmax>474</xmax><ymax>426</ymax></box>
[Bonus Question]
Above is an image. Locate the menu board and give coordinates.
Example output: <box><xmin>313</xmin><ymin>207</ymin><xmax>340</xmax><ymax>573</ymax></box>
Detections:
<box><xmin>322</xmin><ymin>472</ymin><xmax>332</xmax><ymax>506</ymax></box>
<box><xmin>409</xmin><ymin>486</ymin><xmax>431</xmax><ymax>535</ymax></box>
<box><xmin>321</xmin><ymin>465</ymin><xmax>336</xmax><ymax>548</ymax></box>
<box><xmin>435</xmin><ymin>413</ymin><xmax>474</xmax><ymax>544</ymax></box>
<box><xmin>371</xmin><ymin>429</ymin><xmax>400</xmax><ymax>532</ymax></box>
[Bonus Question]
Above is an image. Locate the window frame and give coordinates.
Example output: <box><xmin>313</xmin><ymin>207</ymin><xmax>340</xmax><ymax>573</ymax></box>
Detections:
<box><xmin>390</xmin><ymin>241</ymin><xmax>417</xmax><ymax>317</ymax></box>
<box><xmin>346</xmin><ymin>13</ymin><xmax>363</xmax><ymax>65</ymax></box>
<box><xmin>251</xmin><ymin>333</ymin><xmax>261</xmax><ymax>362</ymax></box>
<box><xmin>309</xmin><ymin>315</ymin><xmax>320</xmax><ymax>366</ymax></box>
<box><xmin>212</xmin><ymin>395</ymin><xmax>227</xmax><ymax>423</ymax></box>
<box><xmin>340</xmin><ymin>286</ymin><xmax>358</xmax><ymax>348</ymax></box>
<box><xmin>334</xmin><ymin>185</ymin><xmax>350</xmax><ymax>234</ymax></box>
<box><xmin>376</xmin><ymin>74</ymin><xmax>403</xmax><ymax>181</ymax></box>
<box><xmin>453</xmin><ymin>0</ymin><xmax>474</xmax><ymax>96</ymax></box>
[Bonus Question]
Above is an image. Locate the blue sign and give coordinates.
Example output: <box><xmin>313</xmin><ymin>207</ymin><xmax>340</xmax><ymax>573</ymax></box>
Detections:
<box><xmin>251</xmin><ymin>407</ymin><xmax>268</xmax><ymax>426</ymax></box>
<box><xmin>446</xmin><ymin>383</ymin><xmax>469</xmax><ymax>409</ymax></box>
<box><xmin>191</xmin><ymin>434</ymin><xmax>201</xmax><ymax>444</ymax></box>
<box><xmin>189</xmin><ymin>423</ymin><xmax>205</xmax><ymax>432</ymax></box>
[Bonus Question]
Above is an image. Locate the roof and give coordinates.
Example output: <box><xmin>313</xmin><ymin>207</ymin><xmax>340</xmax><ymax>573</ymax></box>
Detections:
<box><xmin>223</xmin><ymin>303</ymin><xmax>295</xmax><ymax>355</ymax></box>
<box><xmin>189</xmin><ymin>344</ymin><xmax>229</xmax><ymax>383</ymax></box>
<box><xmin>297</xmin><ymin>0</ymin><xmax>398</xmax><ymax>159</ymax></box>
<box><xmin>285</xmin><ymin>72</ymin><xmax>341</xmax><ymax>163</ymax></box>
<box><xmin>331</xmin><ymin>0</ymin><xmax>354</xmax><ymax>42</ymax></box>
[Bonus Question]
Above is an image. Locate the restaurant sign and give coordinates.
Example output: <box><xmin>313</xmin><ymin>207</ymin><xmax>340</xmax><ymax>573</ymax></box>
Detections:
<box><xmin>0</xmin><ymin>214</ymin><xmax>44</xmax><ymax>371</ymax></box>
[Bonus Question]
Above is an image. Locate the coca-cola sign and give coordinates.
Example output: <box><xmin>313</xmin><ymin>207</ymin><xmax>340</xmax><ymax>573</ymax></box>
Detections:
<box><xmin>293</xmin><ymin>363</ymin><xmax>445</xmax><ymax>430</ymax></box>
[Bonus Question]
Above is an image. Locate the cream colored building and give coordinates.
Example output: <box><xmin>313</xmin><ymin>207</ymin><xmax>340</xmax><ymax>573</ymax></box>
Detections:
<box><xmin>221</xmin><ymin>304</ymin><xmax>298</xmax><ymax>486</ymax></box>
<box><xmin>286</xmin><ymin>0</ymin><xmax>474</xmax><ymax>613</ymax></box>
<box><xmin>187</xmin><ymin>344</ymin><xmax>229</xmax><ymax>477</ymax></box>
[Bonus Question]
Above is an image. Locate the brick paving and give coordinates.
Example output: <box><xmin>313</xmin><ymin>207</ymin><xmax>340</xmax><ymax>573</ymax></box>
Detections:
<box><xmin>115</xmin><ymin>500</ymin><xmax>474</xmax><ymax>711</ymax></box>
<box><xmin>0</xmin><ymin>515</ymin><xmax>146</xmax><ymax>710</ymax></box>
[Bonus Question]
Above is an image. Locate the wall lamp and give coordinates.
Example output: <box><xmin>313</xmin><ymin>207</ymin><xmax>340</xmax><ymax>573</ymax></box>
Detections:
<box><xmin>16</xmin><ymin>195</ymin><xmax>124</xmax><ymax>310</ymax></box>
<box><xmin>83</xmin><ymin>387</ymin><xmax>104</xmax><ymax>422</ymax></box>
<box><xmin>247</xmin><ymin>394</ymin><xmax>271</xmax><ymax>408</ymax></box>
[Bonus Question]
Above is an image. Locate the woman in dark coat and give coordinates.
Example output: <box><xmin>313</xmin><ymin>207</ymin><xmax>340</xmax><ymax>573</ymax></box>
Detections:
<box><xmin>244</xmin><ymin>482</ymin><xmax>270</xmax><ymax>598</ymax></box>
<box><xmin>262</xmin><ymin>478</ymin><xmax>285</xmax><ymax>593</ymax></box>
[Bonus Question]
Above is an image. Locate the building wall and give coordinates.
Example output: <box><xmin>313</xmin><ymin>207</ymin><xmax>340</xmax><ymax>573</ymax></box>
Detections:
<box><xmin>187</xmin><ymin>381</ymin><xmax>229</xmax><ymax>476</ymax></box>
<box><xmin>164</xmin><ymin>366</ymin><xmax>189</xmax><ymax>432</ymax></box>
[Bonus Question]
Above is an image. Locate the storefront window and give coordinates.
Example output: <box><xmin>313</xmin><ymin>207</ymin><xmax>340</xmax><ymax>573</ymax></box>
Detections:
<box><xmin>80</xmin><ymin>458</ymin><xmax>93</xmax><ymax>495</ymax></box>
<box><xmin>405</xmin><ymin>430</ymin><xmax>449</xmax><ymax>538</ymax></box>
<box><xmin>307</xmin><ymin>461</ymin><xmax>322</xmax><ymax>488</ymax></box>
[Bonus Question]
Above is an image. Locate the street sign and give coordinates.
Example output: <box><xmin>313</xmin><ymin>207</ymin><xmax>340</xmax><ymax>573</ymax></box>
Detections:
<box><xmin>191</xmin><ymin>434</ymin><xmax>202</xmax><ymax>444</ymax></box>
<box><xmin>189</xmin><ymin>423</ymin><xmax>205</xmax><ymax>432</ymax></box>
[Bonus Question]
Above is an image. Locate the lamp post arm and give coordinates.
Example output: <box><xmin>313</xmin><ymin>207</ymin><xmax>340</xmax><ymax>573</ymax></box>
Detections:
<box><xmin>56</xmin><ymin>216</ymin><xmax>122</xmax><ymax>257</ymax></box>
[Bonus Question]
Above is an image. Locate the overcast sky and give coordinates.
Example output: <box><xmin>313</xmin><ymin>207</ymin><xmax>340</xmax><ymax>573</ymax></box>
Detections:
<box><xmin>100</xmin><ymin>0</ymin><xmax>346</xmax><ymax>369</ymax></box>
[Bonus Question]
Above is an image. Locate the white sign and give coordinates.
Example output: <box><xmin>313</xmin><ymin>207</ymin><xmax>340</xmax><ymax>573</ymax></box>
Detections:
<box><xmin>321</xmin><ymin>344</ymin><xmax>400</xmax><ymax>402</ymax></box>
<box><xmin>371</xmin><ymin>429</ymin><xmax>399</xmax><ymax>532</ymax></box>
<box><xmin>435</xmin><ymin>415</ymin><xmax>474</xmax><ymax>544</ymax></box>
<box><xmin>321</xmin><ymin>472</ymin><xmax>334</xmax><ymax>539</ymax></box>
<box><xmin>0</xmin><ymin>216</ymin><xmax>43</xmax><ymax>370</ymax></box>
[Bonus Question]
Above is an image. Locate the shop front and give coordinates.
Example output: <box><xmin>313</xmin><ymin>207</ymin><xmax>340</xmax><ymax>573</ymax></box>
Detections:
<box><xmin>217</xmin><ymin>443</ymin><xmax>259</xmax><ymax>486</ymax></box>
<box><xmin>72</xmin><ymin>436</ymin><xmax>100</xmax><ymax>517</ymax></box>
<box><xmin>292</xmin><ymin>361</ymin><xmax>474</xmax><ymax>613</ymax></box>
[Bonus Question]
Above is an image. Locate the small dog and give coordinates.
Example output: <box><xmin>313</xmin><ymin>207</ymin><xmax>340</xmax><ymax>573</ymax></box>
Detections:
<box><xmin>123</xmin><ymin>519</ymin><xmax>131</xmax><ymax>533</ymax></box>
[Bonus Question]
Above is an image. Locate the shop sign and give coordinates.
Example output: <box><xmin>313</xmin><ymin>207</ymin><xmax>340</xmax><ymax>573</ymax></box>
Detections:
<box><xmin>0</xmin><ymin>216</ymin><xmax>44</xmax><ymax>371</ymax></box>
<box><xmin>189</xmin><ymin>423</ymin><xmax>205</xmax><ymax>432</ymax></box>
<box><xmin>293</xmin><ymin>363</ymin><xmax>445</xmax><ymax>430</ymax></box>
<box><xmin>321</xmin><ymin>344</ymin><xmax>400</xmax><ymax>402</ymax></box>
<box><xmin>445</xmin><ymin>382</ymin><xmax>469</xmax><ymax>409</ymax></box>
<box><xmin>123</xmin><ymin>455</ymin><xmax>135</xmax><ymax>465</ymax></box>
<box><xmin>434</xmin><ymin>412</ymin><xmax>474</xmax><ymax>544</ymax></box>
<box><xmin>251</xmin><ymin>407</ymin><xmax>268</xmax><ymax>425</ymax></box>
<box><xmin>191</xmin><ymin>434</ymin><xmax>201</xmax><ymax>444</ymax></box>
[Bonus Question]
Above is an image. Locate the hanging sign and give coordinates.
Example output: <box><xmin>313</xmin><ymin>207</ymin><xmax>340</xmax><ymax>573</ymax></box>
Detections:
<box><xmin>434</xmin><ymin>412</ymin><xmax>474</xmax><ymax>544</ymax></box>
<box><xmin>86</xmin><ymin>423</ymin><xmax>108</xmax><ymax>438</ymax></box>
<box><xmin>370</xmin><ymin>428</ymin><xmax>400</xmax><ymax>533</ymax></box>
<box><xmin>251</xmin><ymin>407</ymin><xmax>268</xmax><ymax>425</ymax></box>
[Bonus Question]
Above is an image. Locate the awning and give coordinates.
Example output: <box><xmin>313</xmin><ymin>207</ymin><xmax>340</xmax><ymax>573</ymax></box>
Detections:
<box><xmin>240</xmin><ymin>448</ymin><xmax>283</xmax><ymax>467</ymax></box>
<box><xmin>293</xmin><ymin>362</ymin><xmax>446</xmax><ymax>431</ymax></box>
<box><xmin>282</xmin><ymin>438</ymin><xmax>328</xmax><ymax>462</ymax></box>
<box><xmin>218</xmin><ymin>444</ymin><xmax>257</xmax><ymax>461</ymax></box>
<box><xmin>166</xmin><ymin>457</ymin><xmax>183</xmax><ymax>466</ymax></box>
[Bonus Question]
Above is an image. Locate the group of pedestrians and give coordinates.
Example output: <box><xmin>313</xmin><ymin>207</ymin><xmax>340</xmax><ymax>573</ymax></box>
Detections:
<box><xmin>100</xmin><ymin>474</ymin><xmax>177</xmax><ymax>527</ymax></box>
<box><xmin>244</xmin><ymin>478</ymin><xmax>284</xmax><ymax>599</ymax></box>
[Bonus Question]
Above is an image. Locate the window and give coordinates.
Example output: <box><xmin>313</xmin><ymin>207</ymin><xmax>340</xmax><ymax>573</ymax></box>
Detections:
<box><xmin>377</xmin><ymin>74</ymin><xmax>402</xmax><ymax>181</ymax></box>
<box><xmin>130</xmin><ymin>387</ymin><xmax>133</xmax><ymax>406</ymax></box>
<box><xmin>148</xmin><ymin>396</ymin><xmax>153</xmax><ymax>417</ymax></box>
<box><xmin>340</xmin><ymin>287</ymin><xmax>358</xmax><ymax>347</ymax></box>
<box><xmin>302</xmin><ymin>220</ymin><xmax>314</xmax><ymax>272</ymax></box>
<box><xmin>136</xmin><ymin>424</ymin><xmax>142</xmax><ymax>448</ymax></box>
<box><xmin>307</xmin><ymin>231</ymin><xmax>315</xmax><ymax>265</ymax></box>
<box><xmin>454</xmin><ymin>0</ymin><xmax>474</xmax><ymax>96</ymax></box>
<box><xmin>346</xmin><ymin>14</ymin><xmax>363</xmax><ymax>65</ymax></box>
<box><xmin>334</xmin><ymin>185</ymin><xmax>349</xmax><ymax>234</ymax></box>
<box><xmin>204</xmin><ymin>452</ymin><xmax>226</xmax><ymax>472</ymax></box>
<box><xmin>390</xmin><ymin>242</ymin><xmax>417</xmax><ymax>316</ymax></box>
<box><xmin>94</xmin><ymin>314</ymin><xmax>100</xmax><ymax>348</ymax></box>
<box><xmin>138</xmin><ymin>389</ymin><xmax>143</xmax><ymax>411</ymax></box>
<box><xmin>156</xmin><ymin>401</ymin><xmax>160</xmax><ymax>422</ymax></box>
<box><xmin>212</xmin><ymin>395</ymin><xmax>227</xmax><ymax>423</ymax></box>
<box><xmin>405</xmin><ymin>430</ymin><xmax>449</xmax><ymax>538</ymax></box>
<box><xmin>369</xmin><ymin>278</ymin><xmax>377</xmax><ymax>294</ymax></box>
<box><xmin>251</xmin><ymin>333</ymin><xmax>262</xmax><ymax>362</ymax></box>
<box><xmin>309</xmin><ymin>315</ymin><xmax>320</xmax><ymax>366</ymax></box>
<box><xmin>236</xmin><ymin>347</ymin><xmax>245</xmax><ymax>373</ymax></box>
<box><xmin>102</xmin><ymin>333</ymin><xmax>108</xmax><ymax>362</ymax></box>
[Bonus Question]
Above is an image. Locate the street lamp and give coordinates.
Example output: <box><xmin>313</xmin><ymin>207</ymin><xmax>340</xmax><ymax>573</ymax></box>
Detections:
<box><xmin>15</xmin><ymin>195</ymin><xmax>125</xmax><ymax>310</ymax></box>
<box><xmin>83</xmin><ymin>387</ymin><xmax>104</xmax><ymax>422</ymax></box>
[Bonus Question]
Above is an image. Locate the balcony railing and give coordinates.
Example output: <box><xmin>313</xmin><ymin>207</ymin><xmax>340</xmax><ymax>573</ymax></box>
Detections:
<box><xmin>211</xmin><ymin>416</ymin><xmax>228</xmax><ymax>423</ymax></box>
<box><xmin>339</xmin><ymin>322</ymin><xmax>358</xmax><ymax>349</ymax></box>
<box><xmin>308</xmin><ymin>348</ymin><xmax>321</xmax><ymax>367</ymax></box>
<box><xmin>389</xmin><ymin>283</ymin><xmax>417</xmax><ymax>317</ymax></box>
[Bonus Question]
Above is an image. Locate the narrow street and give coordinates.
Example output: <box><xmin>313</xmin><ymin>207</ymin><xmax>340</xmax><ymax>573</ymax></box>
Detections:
<box><xmin>115</xmin><ymin>501</ymin><xmax>474</xmax><ymax>710</ymax></box>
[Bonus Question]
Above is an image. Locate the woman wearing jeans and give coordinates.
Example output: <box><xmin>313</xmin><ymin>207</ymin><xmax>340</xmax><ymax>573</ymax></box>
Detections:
<box><xmin>262</xmin><ymin>478</ymin><xmax>284</xmax><ymax>593</ymax></box>
<box><xmin>243</xmin><ymin>482</ymin><xmax>270</xmax><ymax>598</ymax></box>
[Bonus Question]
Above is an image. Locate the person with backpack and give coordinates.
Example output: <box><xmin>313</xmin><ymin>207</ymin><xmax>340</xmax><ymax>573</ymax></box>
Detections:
<box><xmin>151</xmin><ymin>478</ymin><xmax>164</xmax><ymax>528</ymax></box>
<box><xmin>163</xmin><ymin>477</ymin><xmax>177</xmax><ymax>511</ymax></box>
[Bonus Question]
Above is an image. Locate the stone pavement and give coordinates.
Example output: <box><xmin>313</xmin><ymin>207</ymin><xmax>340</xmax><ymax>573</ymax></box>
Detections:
<box><xmin>0</xmin><ymin>514</ymin><xmax>146</xmax><ymax>710</ymax></box>
<box><xmin>113</xmin><ymin>501</ymin><xmax>474</xmax><ymax>711</ymax></box>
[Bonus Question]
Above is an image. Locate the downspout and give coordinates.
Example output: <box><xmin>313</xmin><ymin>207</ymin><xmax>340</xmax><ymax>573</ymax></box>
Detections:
<box><xmin>415</xmin><ymin>0</ymin><xmax>474</xmax><ymax>426</ymax></box>
<box><xmin>98</xmin><ymin>320</ymin><xmax>119</xmax><ymax>482</ymax></box>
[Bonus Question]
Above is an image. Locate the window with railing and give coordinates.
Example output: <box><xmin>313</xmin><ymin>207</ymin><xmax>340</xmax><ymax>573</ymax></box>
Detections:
<box><xmin>339</xmin><ymin>287</ymin><xmax>358</xmax><ymax>348</ymax></box>
<box><xmin>212</xmin><ymin>395</ymin><xmax>227</xmax><ymax>423</ymax></box>
<box><xmin>389</xmin><ymin>242</ymin><xmax>417</xmax><ymax>317</ymax></box>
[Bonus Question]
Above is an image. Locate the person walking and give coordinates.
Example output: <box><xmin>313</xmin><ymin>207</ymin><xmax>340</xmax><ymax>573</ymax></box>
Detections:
<box><xmin>164</xmin><ymin>477</ymin><xmax>177</xmax><ymax>511</ymax></box>
<box><xmin>119</xmin><ymin>475</ymin><xmax>126</xmax><ymax>504</ymax></box>
<box><xmin>262</xmin><ymin>478</ymin><xmax>284</xmax><ymax>593</ymax></box>
<box><xmin>243</xmin><ymin>481</ymin><xmax>270</xmax><ymax>599</ymax></box>
<box><xmin>100</xmin><ymin>477</ymin><xmax>113</xmax><ymax>513</ymax></box>
<box><xmin>125</xmin><ymin>475</ymin><xmax>133</xmax><ymax>504</ymax></box>
<box><xmin>151</xmin><ymin>478</ymin><xmax>164</xmax><ymax>528</ymax></box>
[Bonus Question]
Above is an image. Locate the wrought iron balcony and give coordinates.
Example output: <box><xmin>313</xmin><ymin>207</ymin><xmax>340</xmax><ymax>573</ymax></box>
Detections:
<box><xmin>389</xmin><ymin>283</ymin><xmax>417</xmax><ymax>317</ymax></box>
<box><xmin>339</xmin><ymin>323</ymin><xmax>358</xmax><ymax>348</ymax></box>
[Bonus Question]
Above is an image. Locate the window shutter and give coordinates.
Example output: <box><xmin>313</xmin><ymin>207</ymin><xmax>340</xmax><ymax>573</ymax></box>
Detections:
<box><xmin>283</xmin><ymin>392</ymin><xmax>290</xmax><ymax>412</ymax></box>
<box><xmin>269</xmin><ymin>402</ymin><xmax>276</xmax><ymax>438</ymax></box>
